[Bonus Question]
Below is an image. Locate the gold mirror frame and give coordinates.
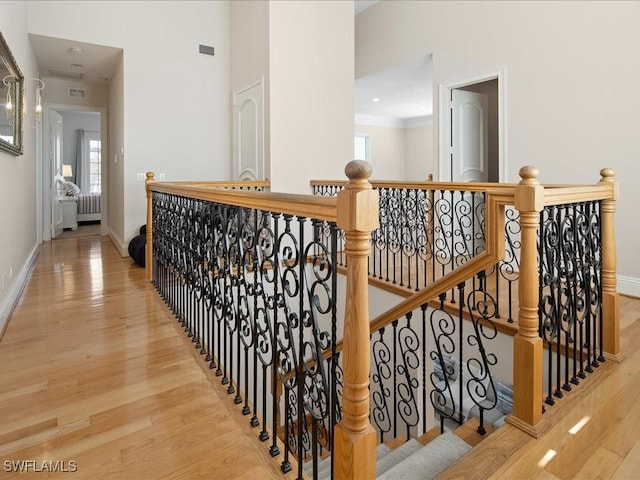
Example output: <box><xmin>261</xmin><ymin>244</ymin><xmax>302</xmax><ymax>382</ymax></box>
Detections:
<box><xmin>0</xmin><ymin>32</ymin><xmax>24</xmax><ymax>156</ymax></box>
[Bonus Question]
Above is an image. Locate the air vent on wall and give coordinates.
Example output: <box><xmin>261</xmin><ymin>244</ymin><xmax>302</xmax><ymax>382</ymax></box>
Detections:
<box><xmin>49</xmin><ymin>68</ymin><xmax>84</xmax><ymax>80</ymax></box>
<box><xmin>199</xmin><ymin>44</ymin><xmax>215</xmax><ymax>56</ymax></box>
<box><xmin>69</xmin><ymin>88</ymin><xmax>86</xmax><ymax>98</ymax></box>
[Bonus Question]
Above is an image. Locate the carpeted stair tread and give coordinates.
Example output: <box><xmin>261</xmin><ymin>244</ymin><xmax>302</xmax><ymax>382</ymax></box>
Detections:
<box><xmin>377</xmin><ymin>431</ymin><xmax>471</xmax><ymax>480</ymax></box>
<box><xmin>375</xmin><ymin>438</ymin><xmax>424</xmax><ymax>476</ymax></box>
<box><xmin>304</xmin><ymin>442</ymin><xmax>393</xmax><ymax>480</ymax></box>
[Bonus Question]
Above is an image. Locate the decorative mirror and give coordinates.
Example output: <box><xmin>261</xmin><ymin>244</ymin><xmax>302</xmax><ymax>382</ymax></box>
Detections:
<box><xmin>0</xmin><ymin>32</ymin><xmax>24</xmax><ymax>156</ymax></box>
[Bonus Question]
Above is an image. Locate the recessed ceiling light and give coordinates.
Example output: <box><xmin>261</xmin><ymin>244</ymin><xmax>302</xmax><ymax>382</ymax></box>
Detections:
<box><xmin>372</xmin><ymin>97</ymin><xmax>380</xmax><ymax>102</ymax></box>
<box><xmin>68</xmin><ymin>46</ymin><xmax>83</xmax><ymax>55</ymax></box>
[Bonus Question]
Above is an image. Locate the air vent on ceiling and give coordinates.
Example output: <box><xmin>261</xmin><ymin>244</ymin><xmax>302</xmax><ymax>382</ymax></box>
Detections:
<box><xmin>49</xmin><ymin>68</ymin><xmax>84</xmax><ymax>80</ymax></box>
<box><xmin>69</xmin><ymin>88</ymin><xmax>86</xmax><ymax>98</ymax></box>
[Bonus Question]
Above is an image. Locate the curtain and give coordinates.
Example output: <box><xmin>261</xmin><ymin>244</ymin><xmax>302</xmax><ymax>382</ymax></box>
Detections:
<box><xmin>75</xmin><ymin>129</ymin><xmax>88</xmax><ymax>192</ymax></box>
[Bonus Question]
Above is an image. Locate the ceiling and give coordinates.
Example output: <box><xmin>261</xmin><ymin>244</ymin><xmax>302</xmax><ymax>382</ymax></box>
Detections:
<box><xmin>355</xmin><ymin>55</ymin><xmax>433</xmax><ymax>123</ymax></box>
<box><xmin>29</xmin><ymin>34</ymin><xmax>122</xmax><ymax>85</ymax></box>
<box><xmin>355</xmin><ymin>0</ymin><xmax>379</xmax><ymax>15</ymax></box>
<box><xmin>354</xmin><ymin>2</ymin><xmax>433</xmax><ymax>124</ymax></box>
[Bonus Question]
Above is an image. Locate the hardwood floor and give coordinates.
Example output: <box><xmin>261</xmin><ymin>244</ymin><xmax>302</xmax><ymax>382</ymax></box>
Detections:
<box><xmin>2</xmin><ymin>236</ymin><xmax>640</xmax><ymax>479</ymax></box>
<box><xmin>439</xmin><ymin>294</ymin><xmax>640</xmax><ymax>480</ymax></box>
<box><xmin>0</xmin><ymin>237</ymin><xmax>296</xmax><ymax>479</ymax></box>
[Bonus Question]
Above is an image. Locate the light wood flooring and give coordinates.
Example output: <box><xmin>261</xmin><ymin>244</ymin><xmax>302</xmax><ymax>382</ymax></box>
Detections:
<box><xmin>439</xmin><ymin>294</ymin><xmax>640</xmax><ymax>480</ymax></box>
<box><xmin>0</xmin><ymin>236</ymin><xmax>296</xmax><ymax>479</ymax></box>
<box><xmin>2</xmin><ymin>236</ymin><xmax>640</xmax><ymax>479</ymax></box>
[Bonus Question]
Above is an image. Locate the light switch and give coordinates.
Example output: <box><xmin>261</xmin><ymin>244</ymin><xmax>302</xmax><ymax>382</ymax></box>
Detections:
<box><xmin>136</xmin><ymin>173</ymin><xmax>144</xmax><ymax>182</ymax></box>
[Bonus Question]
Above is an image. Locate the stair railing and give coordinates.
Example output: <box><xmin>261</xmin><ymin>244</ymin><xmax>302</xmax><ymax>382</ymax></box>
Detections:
<box><xmin>312</xmin><ymin>179</ymin><xmax>523</xmax><ymax>325</ymax></box>
<box><xmin>507</xmin><ymin>166</ymin><xmax>621</xmax><ymax>437</ymax></box>
<box><xmin>145</xmin><ymin>162</ymin><xmax>379</xmax><ymax>480</ymax></box>
<box><xmin>313</xmin><ymin>167</ymin><xmax>620</xmax><ymax>440</ymax></box>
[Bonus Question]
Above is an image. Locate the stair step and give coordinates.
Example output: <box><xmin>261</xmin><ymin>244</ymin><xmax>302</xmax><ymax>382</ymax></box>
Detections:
<box><xmin>303</xmin><ymin>441</ymin><xmax>393</xmax><ymax>480</ymax></box>
<box><xmin>377</xmin><ymin>431</ymin><xmax>471</xmax><ymax>480</ymax></box>
<box><xmin>376</xmin><ymin>438</ymin><xmax>423</xmax><ymax>476</ymax></box>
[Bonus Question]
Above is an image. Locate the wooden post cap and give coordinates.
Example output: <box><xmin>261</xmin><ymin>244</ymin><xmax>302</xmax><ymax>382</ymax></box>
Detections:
<box><xmin>146</xmin><ymin>172</ymin><xmax>155</xmax><ymax>182</ymax></box>
<box><xmin>519</xmin><ymin>166</ymin><xmax>539</xmax><ymax>185</ymax></box>
<box><xmin>600</xmin><ymin>168</ymin><xmax>616</xmax><ymax>181</ymax></box>
<box><xmin>345</xmin><ymin>160</ymin><xmax>372</xmax><ymax>182</ymax></box>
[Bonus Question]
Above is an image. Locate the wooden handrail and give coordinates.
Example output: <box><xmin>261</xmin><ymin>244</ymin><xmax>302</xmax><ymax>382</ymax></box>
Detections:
<box><xmin>542</xmin><ymin>185</ymin><xmax>612</xmax><ymax>206</ymax></box>
<box><xmin>153</xmin><ymin>179</ymin><xmax>270</xmax><ymax>188</ymax></box>
<box><xmin>311</xmin><ymin>179</ymin><xmax>519</xmax><ymax>191</ymax></box>
<box><xmin>148</xmin><ymin>182</ymin><xmax>337</xmax><ymax>222</ymax></box>
<box><xmin>311</xmin><ymin>179</ymin><xmax>592</xmax><ymax>191</ymax></box>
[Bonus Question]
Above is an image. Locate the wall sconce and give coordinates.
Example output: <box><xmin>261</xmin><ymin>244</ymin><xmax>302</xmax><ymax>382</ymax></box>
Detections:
<box><xmin>3</xmin><ymin>75</ymin><xmax>14</xmax><ymax>125</ymax></box>
<box><xmin>33</xmin><ymin>78</ymin><xmax>45</xmax><ymax>123</ymax></box>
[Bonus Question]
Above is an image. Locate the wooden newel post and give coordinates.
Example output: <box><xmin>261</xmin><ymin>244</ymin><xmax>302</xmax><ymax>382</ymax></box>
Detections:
<box><xmin>598</xmin><ymin>168</ymin><xmax>623</xmax><ymax>362</ymax></box>
<box><xmin>506</xmin><ymin>166</ymin><xmax>545</xmax><ymax>438</ymax></box>
<box><xmin>145</xmin><ymin>172</ymin><xmax>155</xmax><ymax>282</ymax></box>
<box><xmin>334</xmin><ymin>160</ymin><xmax>379</xmax><ymax>480</ymax></box>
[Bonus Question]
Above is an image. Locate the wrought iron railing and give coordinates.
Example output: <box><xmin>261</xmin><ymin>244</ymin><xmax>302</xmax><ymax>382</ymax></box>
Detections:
<box><xmin>538</xmin><ymin>200</ymin><xmax>604</xmax><ymax>406</ymax></box>
<box><xmin>311</xmin><ymin>170</ymin><xmax>620</xmax><ymax>439</ymax></box>
<box><xmin>148</xmin><ymin>178</ymin><xmax>343</xmax><ymax>479</ymax></box>
<box><xmin>311</xmin><ymin>181</ymin><xmax>522</xmax><ymax>324</ymax></box>
<box><xmin>143</xmin><ymin>166</ymin><xmax>619</xmax><ymax>479</ymax></box>
<box><xmin>365</xmin><ymin>276</ymin><xmax>504</xmax><ymax>442</ymax></box>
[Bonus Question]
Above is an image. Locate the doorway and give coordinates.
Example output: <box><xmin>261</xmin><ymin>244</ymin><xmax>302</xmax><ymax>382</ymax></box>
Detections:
<box><xmin>439</xmin><ymin>69</ymin><xmax>505</xmax><ymax>183</ymax></box>
<box><xmin>42</xmin><ymin>104</ymin><xmax>107</xmax><ymax>241</ymax></box>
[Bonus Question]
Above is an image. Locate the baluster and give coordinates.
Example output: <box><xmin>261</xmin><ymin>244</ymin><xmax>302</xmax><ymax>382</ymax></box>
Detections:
<box><xmin>145</xmin><ymin>172</ymin><xmax>154</xmax><ymax>281</ymax></box>
<box><xmin>598</xmin><ymin>168</ymin><xmax>622</xmax><ymax>362</ymax></box>
<box><xmin>333</xmin><ymin>160</ymin><xmax>378</xmax><ymax>480</ymax></box>
<box><xmin>507</xmin><ymin>166</ymin><xmax>544</xmax><ymax>437</ymax></box>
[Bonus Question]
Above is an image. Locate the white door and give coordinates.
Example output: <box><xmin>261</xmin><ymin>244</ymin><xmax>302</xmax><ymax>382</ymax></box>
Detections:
<box><xmin>450</xmin><ymin>89</ymin><xmax>489</xmax><ymax>255</ymax></box>
<box><xmin>50</xmin><ymin>110</ymin><xmax>64</xmax><ymax>238</ymax></box>
<box><xmin>233</xmin><ymin>80</ymin><xmax>264</xmax><ymax>180</ymax></box>
<box><xmin>451</xmin><ymin>89</ymin><xmax>488</xmax><ymax>182</ymax></box>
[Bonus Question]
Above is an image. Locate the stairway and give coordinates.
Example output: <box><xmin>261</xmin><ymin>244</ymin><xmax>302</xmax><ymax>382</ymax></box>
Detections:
<box><xmin>303</xmin><ymin>430</ymin><xmax>471</xmax><ymax>480</ymax></box>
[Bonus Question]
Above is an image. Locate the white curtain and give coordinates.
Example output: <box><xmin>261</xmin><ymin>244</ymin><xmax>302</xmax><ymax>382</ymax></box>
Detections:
<box><xmin>75</xmin><ymin>129</ymin><xmax>88</xmax><ymax>192</ymax></box>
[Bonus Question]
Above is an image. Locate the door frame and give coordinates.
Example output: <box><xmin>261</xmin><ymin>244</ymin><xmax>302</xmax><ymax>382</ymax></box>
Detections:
<box><xmin>39</xmin><ymin>103</ymin><xmax>108</xmax><ymax>241</ymax></box>
<box><xmin>438</xmin><ymin>68</ymin><xmax>506</xmax><ymax>182</ymax></box>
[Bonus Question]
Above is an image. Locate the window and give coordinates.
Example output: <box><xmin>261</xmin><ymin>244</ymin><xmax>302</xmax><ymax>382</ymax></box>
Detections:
<box><xmin>85</xmin><ymin>132</ymin><xmax>101</xmax><ymax>193</ymax></box>
<box><xmin>354</xmin><ymin>134</ymin><xmax>370</xmax><ymax>162</ymax></box>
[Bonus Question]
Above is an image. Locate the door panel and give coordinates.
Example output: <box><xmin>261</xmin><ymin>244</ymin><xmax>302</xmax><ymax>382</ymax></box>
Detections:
<box><xmin>50</xmin><ymin>110</ymin><xmax>64</xmax><ymax>238</ymax></box>
<box><xmin>233</xmin><ymin>81</ymin><xmax>264</xmax><ymax>180</ymax></box>
<box><xmin>452</xmin><ymin>89</ymin><xmax>488</xmax><ymax>182</ymax></box>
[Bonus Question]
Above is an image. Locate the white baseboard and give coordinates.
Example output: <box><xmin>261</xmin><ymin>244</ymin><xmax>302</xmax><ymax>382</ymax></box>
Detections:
<box><xmin>0</xmin><ymin>244</ymin><xmax>39</xmax><ymax>339</ymax></box>
<box><xmin>618</xmin><ymin>275</ymin><xmax>640</xmax><ymax>298</ymax></box>
<box><xmin>108</xmin><ymin>227</ymin><xmax>128</xmax><ymax>258</ymax></box>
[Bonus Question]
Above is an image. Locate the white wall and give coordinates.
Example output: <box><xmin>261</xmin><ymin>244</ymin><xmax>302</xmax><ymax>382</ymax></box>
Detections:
<box><xmin>0</xmin><ymin>2</ymin><xmax>40</xmax><ymax>334</ymax></box>
<box><xmin>405</xmin><ymin>124</ymin><xmax>433</xmax><ymax>180</ymax></box>
<box><xmin>355</xmin><ymin>124</ymin><xmax>406</xmax><ymax>180</ymax></box>
<box><xmin>269</xmin><ymin>0</ymin><xmax>354</xmax><ymax>194</ymax></box>
<box><xmin>40</xmin><ymin>76</ymin><xmax>109</xmax><ymax>109</ymax></box>
<box><xmin>108</xmin><ymin>55</ymin><xmax>125</xmax><ymax>247</ymax></box>
<box><xmin>27</xmin><ymin>0</ymin><xmax>231</xmax><ymax>250</ymax></box>
<box><xmin>356</xmin><ymin>0</ymin><xmax>640</xmax><ymax>293</ymax></box>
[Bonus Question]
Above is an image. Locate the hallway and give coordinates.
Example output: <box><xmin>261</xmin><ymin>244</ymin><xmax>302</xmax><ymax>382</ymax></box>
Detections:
<box><xmin>0</xmin><ymin>237</ymin><xmax>292</xmax><ymax>479</ymax></box>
